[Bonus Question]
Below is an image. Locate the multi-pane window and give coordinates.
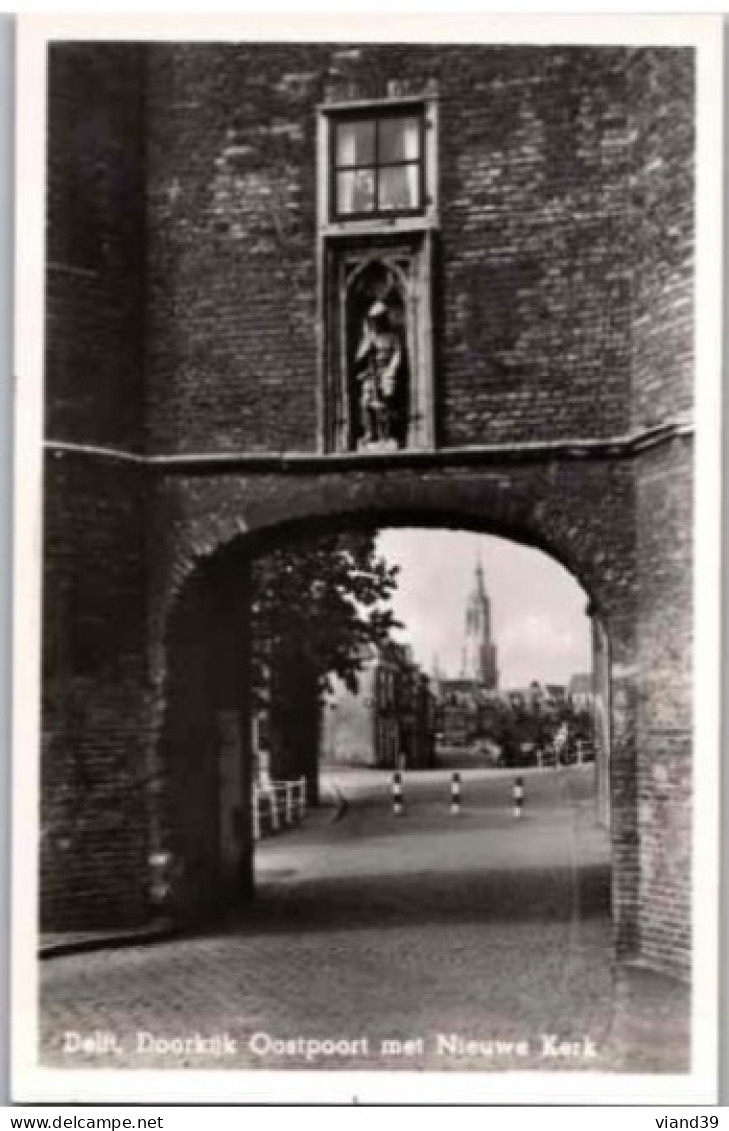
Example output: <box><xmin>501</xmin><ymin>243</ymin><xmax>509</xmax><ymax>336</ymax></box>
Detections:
<box><xmin>332</xmin><ymin>111</ymin><xmax>424</xmax><ymax>219</ymax></box>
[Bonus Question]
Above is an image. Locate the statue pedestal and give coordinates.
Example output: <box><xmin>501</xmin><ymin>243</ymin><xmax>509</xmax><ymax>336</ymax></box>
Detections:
<box><xmin>357</xmin><ymin>439</ymin><xmax>399</xmax><ymax>454</ymax></box>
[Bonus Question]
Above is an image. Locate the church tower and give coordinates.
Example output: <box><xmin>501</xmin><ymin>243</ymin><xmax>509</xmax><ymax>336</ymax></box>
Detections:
<box><xmin>462</xmin><ymin>558</ymin><xmax>498</xmax><ymax>688</ymax></box>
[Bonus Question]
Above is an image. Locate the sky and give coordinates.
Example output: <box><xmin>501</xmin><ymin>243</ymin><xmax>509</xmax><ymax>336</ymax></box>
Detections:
<box><xmin>375</xmin><ymin>528</ymin><xmax>591</xmax><ymax>688</ymax></box>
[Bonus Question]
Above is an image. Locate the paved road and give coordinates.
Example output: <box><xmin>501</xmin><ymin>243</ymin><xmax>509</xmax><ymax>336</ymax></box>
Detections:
<box><xmin>40</xmin><ymin>766</ymin><xmax>688</xmax><ymax>1074</ymax></box>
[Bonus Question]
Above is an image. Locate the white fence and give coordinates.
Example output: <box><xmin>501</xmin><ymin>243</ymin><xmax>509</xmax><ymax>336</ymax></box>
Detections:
<box><xmin>252</xmin><ymin>776</ymin><xmax>307</xmax><ymax>840</ymax></box>
<box><xmin>535</xmin><ymin>738</ymin><xmax>594</xmax><ymax>769</ymax></box>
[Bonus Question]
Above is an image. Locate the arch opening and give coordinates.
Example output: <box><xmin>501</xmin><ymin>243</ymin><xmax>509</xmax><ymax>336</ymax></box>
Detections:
<box><xmin>156</xmin><ymin>514</ymin><xmax>615</xmax><ymax>939</ymax></box>
<box><xmin>145</xmin><ymin>513</ymin><xmax>642</xmax><ymax>1070</ymax></box>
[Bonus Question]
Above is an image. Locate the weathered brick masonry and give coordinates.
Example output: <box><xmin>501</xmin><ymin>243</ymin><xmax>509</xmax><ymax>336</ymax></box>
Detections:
<box><xmin>43</xmin><ymin>42</ymin><xmax>694</xmax><ymax>978</ymax></box>
<box><xmin>42</xmin><ymin>456</ymin><xmax>149</xmax><ymax>929</ymax></box>
<box><xmin>43</xmin><ymin>45</ymin><xmax>149</xmax><ymax>928</ymax></box>
<box><xmin>636</xmin><ymin>444</ymin><xmax>692</xmax><ymax>976</ymax></box>
<box><xmin>630</xmin><ymin>50</ymin><xmax>694</xmax><ymax>978</ymax></box>
<box><xmin>144</xmin><ymin>45</ymin><xmax>634</xmax><ymax>452</ymax></box>
<box><xmin>46</xmin><ymin>45</ymin><xmax>146</xmax><ymax>451</ymax></box>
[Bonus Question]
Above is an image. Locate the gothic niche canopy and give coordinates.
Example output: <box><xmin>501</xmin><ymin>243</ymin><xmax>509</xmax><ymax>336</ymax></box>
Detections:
<box><xmin>324</xmin><ymin>238</ymin><xmax>434</xmax><ymax>453</ymax></box>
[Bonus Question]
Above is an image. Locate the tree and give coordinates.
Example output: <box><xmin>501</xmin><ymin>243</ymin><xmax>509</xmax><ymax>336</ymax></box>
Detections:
<box><xmin>250</xmin><ymin>530</ymin><xmax>401</xmax><ymax>797</ymax></box>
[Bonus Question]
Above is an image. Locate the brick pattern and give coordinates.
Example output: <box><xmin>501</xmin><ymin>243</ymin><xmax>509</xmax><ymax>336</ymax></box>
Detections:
<box><xmin>144</xmin><ymin>45</ymin><xmax>320</xmax><ymax>455</ymax></box>
<box><xmin>637</xmin><ymin>741</ymin><xmax>692</xmax><ymax>978</ymax></box>
<box><xmin>629</xmin><ymin>49</ymin><xmax>694</xmax><ymax>979</ymax></box>
<box><xmin>143</xmin><ymin>45</ymin><xmax>634</xmax><ymax>454</ymax></box>
<box><xmin>439</xmin><ymin>49</ymin><xmax>632</xmax><ymax>445</ymax></box>
<box><xmin>46</xmin><ymin>45</ymin><xmax>146</xmax><ymax>452</ymax></box>
<box><xmin>635</xmin><ymin>444</ymin><xmax>693</xmax><ymax>977</ymax></box>
<box><xmin>629</xmin><ymin>50</ymin><xmax>695</xmax><ymax>429</ymax></box>
<box><xmin>146</xmin><ymin>459</ymin><xmax>637</xmax><ymax>635</ymax></box>
<box><xmin>41</xmin><ymin>455</ymin><xmax>149</xmax><ymax>929</ymax></box>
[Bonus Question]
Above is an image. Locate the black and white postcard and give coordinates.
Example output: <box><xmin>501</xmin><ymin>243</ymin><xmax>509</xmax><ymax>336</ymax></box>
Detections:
<box><xmin>11</xmin><ymin>13</ymin><xmax>723</xmax><ymax>1104</ymax></box>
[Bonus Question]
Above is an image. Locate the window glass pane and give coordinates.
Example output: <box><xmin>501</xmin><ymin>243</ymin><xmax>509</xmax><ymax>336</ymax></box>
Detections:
<box><xmin>379</xmin><ymin>116</ymin><xmax>420</xmax><ymax>163</ymax></box>
<box><xmin>379</xmin><ymin>164</ymin><xmax>419</xmax><ymax>210</ymax></box>
<box><xmin>337</xmin><ymin>168</ymin><xmax>375</xmax><ymax>214</ymax></box>
<box><xmin>336</xmin><ymin>120</ymin><xmax>375</xmax><ymax>166</ymax></box>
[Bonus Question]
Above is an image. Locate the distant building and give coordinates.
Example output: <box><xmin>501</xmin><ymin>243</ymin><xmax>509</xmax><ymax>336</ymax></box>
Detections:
<box><xmin>545</xmin><ymin>684</ymin><xmax>568</xmax><ymax>706</ymax></box>
<box><xmin>321</xmin><ymin>643</ymin><xmax>436</xmax><ymax>769</ymax></box>
<box><xmin>568</xmin><ymin>673</ymin><xmax>594</xmax><ymax>711</ymax></box>
<box><xmin>433</xmin><ymin>678</ymin><xmax>501</xmax><ymax>747</ymax></box>
<box><xmin>497</xmin><ymin>681</ymin><xmax>545</xmax><ymax>713</ymax></box>
<box><xmin>499</xmin><ymin>681</ymin><xmax>568</xmax><ymax>714</ymax></box>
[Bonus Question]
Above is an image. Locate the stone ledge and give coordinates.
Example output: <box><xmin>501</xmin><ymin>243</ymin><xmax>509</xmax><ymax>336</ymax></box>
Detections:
<box><xmin>44</xmin><ymin>419</ymin><xmax>693</xmax><ymax>475</ymax></box>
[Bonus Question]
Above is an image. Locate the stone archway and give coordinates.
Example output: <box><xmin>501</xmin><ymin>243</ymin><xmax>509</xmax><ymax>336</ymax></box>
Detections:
<box><xmin>149</xmin><ymin>462</ymin><xmax>638</xmax><ymax>954</ymax></box>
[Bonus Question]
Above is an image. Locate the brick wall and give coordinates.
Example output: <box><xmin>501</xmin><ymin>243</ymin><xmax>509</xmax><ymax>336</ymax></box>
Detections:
<box><xmin>629</xmin><ymin>49</ymin><xmax>694</xmax><ymax>979</ymax></box>
<box><xmin>143</xmin><ymin>44</ymin><xmax>633</xmax><ymax>454</ymax></box>
<box><xmin>148</xmin><ymin>460</ymin><xmax>636</xmax><ymax>615</ymax></box>
<box><xmin>41</xmin><ymin>454</ymin><xmax>149</xmax><ymax>929</ymax></box>
<box><xmin>46</xmin><ymin>44</ymin><xmax>147</xmax><ymax>451</ymax></box>
<box><xmin>635</xmin><ymin>441</ymin><xmax>693</xmax><ymax>976</ymax></box>
<box><xmin>43</xmin><ymin>42</ymin><xmax>150</xmax><ymax>926</ymax></box>
<box><xmin>629</xmin><ymin>49</ymin><xmax>694</xmax><ymax>429</ymax></box>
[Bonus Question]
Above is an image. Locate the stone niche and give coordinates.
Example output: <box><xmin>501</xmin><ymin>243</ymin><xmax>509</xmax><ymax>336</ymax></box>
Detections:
<box><xmin>323</xmin><ymin>233</ymin><xmax>435</xmax><ymax>453</ymax></box>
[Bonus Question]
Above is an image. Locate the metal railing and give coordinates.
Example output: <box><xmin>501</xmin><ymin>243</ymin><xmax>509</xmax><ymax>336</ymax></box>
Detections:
<box><xmin>536</xmin><ymin>739</ymin><xmax>595</xmax><ymax>769</ymax></box>
<box><xmin>252</xmin><ymin>776</ymin><xmax>307</xmax><ymax>840</ymax></box>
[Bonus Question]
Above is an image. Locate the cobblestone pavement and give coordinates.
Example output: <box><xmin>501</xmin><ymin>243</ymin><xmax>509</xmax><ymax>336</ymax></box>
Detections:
<box><xmin>40</xmin><ymin>767</ymin><xmax>689</xmax><ymax>1074</ymax></box>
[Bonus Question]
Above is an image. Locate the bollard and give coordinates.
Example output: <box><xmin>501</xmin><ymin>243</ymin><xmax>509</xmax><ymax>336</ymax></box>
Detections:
<box><xmin>285</xmin><ymin>781</ymin><xmax>294</xmax><ymax>824</ymax></box>
<box><xmin>299</xmin><ymin>776</ymin><xmax>307</xmax><ymax>820</ymax></box>
<box><xmin>392</xmin><ymin>770</ymin><xmax>404</xmax><ymax>816</ymax></box>
<box><xmin>450</xmin><ymin>771</ymin><xmax>461</xmax><ymax>816</ymax></box>
<box><xmin>513</xmin><ymin>775</ymin><xmax>524</xmax><ymax>819</ymax></box>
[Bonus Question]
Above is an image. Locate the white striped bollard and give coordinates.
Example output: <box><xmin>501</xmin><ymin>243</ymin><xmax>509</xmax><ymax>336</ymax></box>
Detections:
<box><xmin>392</xmin><ymin>770</ymin><xmax>404</xmax><ymax>816</ymax></box>
<box><xmin>299</xmin><ymin>776</ymin><xmax>307</xmax><ymax>820</ymax></box>
<box><xmin>513</xmin><ymin>775</ymin><xmax>524</xmax><ymax>819</ymax></box>
<box><xmin>450</xmin><ymin>771</ymin><xmax>461</xmax><ymax>816</ymax></box>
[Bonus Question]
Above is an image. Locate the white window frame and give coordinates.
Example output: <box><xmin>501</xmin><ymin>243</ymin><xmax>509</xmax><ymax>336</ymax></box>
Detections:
<box><xmin>317</xmin><ymin>94</ymin><xmax>439</xmax><ymax>238</ymax></box>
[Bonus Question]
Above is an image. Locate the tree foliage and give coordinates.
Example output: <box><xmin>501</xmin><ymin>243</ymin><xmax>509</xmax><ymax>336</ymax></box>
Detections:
<box><xmin>249</xmin><ymin>530</ymin><xmax>401</xmax><ymax>705</ymax></box>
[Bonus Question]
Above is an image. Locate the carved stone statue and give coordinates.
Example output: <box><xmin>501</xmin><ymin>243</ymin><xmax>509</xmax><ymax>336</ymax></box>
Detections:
<box><xmin>354</xmin><ymin>300</ymin><xmax>403</xmax><ymax>445</ymax></box>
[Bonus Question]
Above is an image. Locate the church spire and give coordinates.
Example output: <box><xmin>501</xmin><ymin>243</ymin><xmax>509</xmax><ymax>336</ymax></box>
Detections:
<box><xmin>462</xmin><ymin>552</ymin><xmax>498</xmax><ymax>689</ymax></box>
<box><xmin>475</xmin><ymin>554</ymin><xmax>486</xmax><ymax>598</ymax></box>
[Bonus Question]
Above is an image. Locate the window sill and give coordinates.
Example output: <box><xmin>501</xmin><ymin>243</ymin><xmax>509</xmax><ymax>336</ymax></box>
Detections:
<box><xmin>320</xmin><ymin>213</ymin><xmax>439</xmax><ymax>239</ymax></box>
